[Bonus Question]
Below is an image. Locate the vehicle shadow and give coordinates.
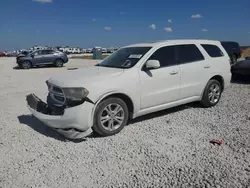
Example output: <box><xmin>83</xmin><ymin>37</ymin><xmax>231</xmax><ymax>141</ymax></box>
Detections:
<box><xmin>129</xmin><ymin>102</ymin><xmax>201</xmax><ymax>124</ymax></box>
<box><xmin>17</xmin><ymin>115</ymin><xmax>85</xmax><ymax>143</ymax></box>
<box><xmin>87</xmin><ymin>102</ymin><xmax>204</xmax><ymax>139</ymax></box>
<box><xmin>18</xmin><ymin>102</ymin><xmax>202</xmax><ymax>141</ymax></box>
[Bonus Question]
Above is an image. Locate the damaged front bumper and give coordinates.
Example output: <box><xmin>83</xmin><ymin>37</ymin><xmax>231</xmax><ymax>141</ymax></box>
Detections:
<box><xmin>26</xmin><ymin>93</ymin><xmax>94</xmax><ymax>139</ymax></box>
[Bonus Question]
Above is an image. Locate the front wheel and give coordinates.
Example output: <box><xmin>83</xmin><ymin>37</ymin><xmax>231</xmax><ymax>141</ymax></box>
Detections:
<box><xmin>200</xmin><ymin>80</ymin><xmax>222</xmax><ymax>107</ymax></box>
<box><xmin>21</xmin><ymin>61</ymin><xmax>32</xmax><ymax>69</ymax></box>
<box><xmin>92</xmin><ymin>97</ymin><xmax>129</xmax><ymax>137</ymax></box>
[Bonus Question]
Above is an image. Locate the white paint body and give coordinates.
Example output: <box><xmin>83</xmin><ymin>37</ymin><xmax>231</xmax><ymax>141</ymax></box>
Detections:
<box><xmin>29</xmin><ymin>40</ymin><xmax>232</xmax><ymax>138</ymax></box>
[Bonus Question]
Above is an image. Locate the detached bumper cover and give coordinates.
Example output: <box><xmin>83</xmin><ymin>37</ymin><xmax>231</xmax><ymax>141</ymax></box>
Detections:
<box><xmin>26</xmin><ymin>93</ymin><xmax>94</xmax><ymax>139</ymax></box>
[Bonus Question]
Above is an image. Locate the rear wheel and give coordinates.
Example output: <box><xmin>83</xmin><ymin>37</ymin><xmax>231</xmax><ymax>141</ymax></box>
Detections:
<box><xmin>201</xmin><ymin>80</ymin><xmax>222</xmax><ymax>107</ymax></box>
<box><xmin>21</xmin><ymin>61</ymin><xmax>32</xmax><ymax>69</ymax></box>
<box><xmin>54</xmin><ymin>59</ymin><xmax>63</xmax><ymax>67</ymax></box>
<box><xmin>93</xmin><ymin>97</ymin><xmax>129</xmax><ymax>136</ymax></box>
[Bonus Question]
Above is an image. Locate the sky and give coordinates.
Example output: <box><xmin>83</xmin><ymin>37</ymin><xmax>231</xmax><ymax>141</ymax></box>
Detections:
<box><xmin>0</xmin><ymin>0</ymin><xmax>249</xmax><ymax>51</ymax></box>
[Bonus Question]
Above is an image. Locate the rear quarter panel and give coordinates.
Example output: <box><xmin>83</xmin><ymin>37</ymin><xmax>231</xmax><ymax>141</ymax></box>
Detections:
<box><xmin>212</xmin><ymin>43</ymin><xmax>232</xmax><ymax>89</ymax></box>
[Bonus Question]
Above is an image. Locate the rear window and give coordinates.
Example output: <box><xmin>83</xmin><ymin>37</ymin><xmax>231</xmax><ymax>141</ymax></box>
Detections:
<box><xmin>201</xmin><ymin>44</ymin><xmax>224</xmax><ymax>57</ymax></box>
<box><xmin>176</xmin><ymin>44</ymin><xmax>204</xmax><ymax>64</ymax></box>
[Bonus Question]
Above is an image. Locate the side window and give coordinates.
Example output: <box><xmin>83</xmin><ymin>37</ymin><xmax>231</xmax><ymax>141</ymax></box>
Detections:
<box><xmin>176</xmin><ymin>44</ymin><xmax>204</xmax><ymax>64</ymax></box>
<box><xmin>34</xmin><ymin>50</ymin><xmax>42</xmax><ymax>56</ymax></box>
<box><xmin>201</xmin><ymin>44</ymin><xmax>224</xmax><ymax>57</ymax></box>
<box><xmin>148</xmin><ymin>46</ymin><xmax>177</xmax><ymax>67</ymax></box>
<box><xmin>42</xmin><ymin>50</ymin><xmax>54</xmax><ymax>55</ymax></box>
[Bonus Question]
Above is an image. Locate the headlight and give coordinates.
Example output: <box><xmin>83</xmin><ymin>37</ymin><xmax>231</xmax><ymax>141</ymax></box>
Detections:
<box><xmin>62</xmin><ymin>87</ymin><xmax>89</xmax><ymax>101</ymax></box>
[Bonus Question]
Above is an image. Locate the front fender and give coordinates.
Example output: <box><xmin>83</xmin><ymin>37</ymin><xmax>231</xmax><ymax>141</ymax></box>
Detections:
<box><xmin>87</xmin><ymin>90</ymin><xmax>139</xmax><ymax>129</ymax></box>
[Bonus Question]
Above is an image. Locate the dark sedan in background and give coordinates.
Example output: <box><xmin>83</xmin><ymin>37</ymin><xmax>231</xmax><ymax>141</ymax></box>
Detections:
<box><xmin>231</xmin><ymin>57</ymin><xmax>250</xmax><ymax>79</ymax></box>
<box><xmin>16</xmin><ymin>49</ymin><xmax>68</xmax><ymax>69</ymax></box>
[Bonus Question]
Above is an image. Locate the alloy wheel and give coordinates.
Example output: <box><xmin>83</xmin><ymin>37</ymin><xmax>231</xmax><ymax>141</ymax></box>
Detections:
<box><xmin>22</xmin><ymin>61</ymin><xmax>31</xmax><ymax>69</ymax></box>
<box><xmin>208</xmin><ymin>84</ymin><xmax>221</xmax><ymax>104</ymax></box>
<box><xmin>56</xmin><ymin>60</ymin><xmax>63</xmax><ymax>67</ymax></box>
<box><xmin>100</xmin><ymin>103</ymin><xmax>125</xmax><ymax>131</ymax></box>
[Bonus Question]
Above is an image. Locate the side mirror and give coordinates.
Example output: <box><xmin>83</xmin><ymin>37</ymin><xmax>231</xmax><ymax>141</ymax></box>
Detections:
<box><xmin>31</xmin><ymin>54</ymin><xmax>34</xmax><ymax>58</ymax></box>
<box><xmin>144</xmin><ymin>60</ymin><xmax>160</xmax><ymax>70</ymax></box>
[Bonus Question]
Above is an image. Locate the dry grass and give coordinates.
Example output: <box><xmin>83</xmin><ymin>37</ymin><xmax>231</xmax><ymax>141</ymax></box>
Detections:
<box><xmin>241</xmin><ymin>48</ymin><xmax>250</xmax><ymax>58</ymax></box>
<box><xmin>70</xmin><ymin>54</ymin><xmax>110</xmax><ymax>60</ymax></box>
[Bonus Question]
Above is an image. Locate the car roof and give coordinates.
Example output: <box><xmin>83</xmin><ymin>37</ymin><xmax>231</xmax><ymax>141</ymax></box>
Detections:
<box><xmin>123</xmin><ymin>39</ymin><xmax>221</xmax><ymax>48</ymax></box>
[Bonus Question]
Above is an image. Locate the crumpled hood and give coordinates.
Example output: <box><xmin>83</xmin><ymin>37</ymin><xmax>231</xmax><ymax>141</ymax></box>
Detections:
<box><xmin>17</xmin><ymin>54</ymin><xmax>26</xmax><ymax>58</ymax></box>
<box><xmin>48</xmin><ymin>66</ymin><xmax>124</xmax><ymax>87</ymax></box>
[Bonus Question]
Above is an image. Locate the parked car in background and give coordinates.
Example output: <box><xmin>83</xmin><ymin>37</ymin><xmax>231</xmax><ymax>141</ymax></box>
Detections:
<box><xmin>26</xmin><ymin>39</ymin><xmax>231</xmax><ymax>139</ymax></box>
<box><xmin>86</xmin><ymin>48</ymin><xmax>92</xmax><ymax>53</ymax></box>
<box><xmin>0</xmin><ymin>52</ymin><xmax>6</xmax><ymax>57</ymax></box>
<box><xmin>6</xmin><ymin>51</ymin><xmax>18</xmax><ymax>57</ymax></box>
<box><xmin>16</xmin><ymin>49</ymin><xmax>68</xmax><ymax>69</ymax></box>
<box><xmin>231</xmin><ymin>57</ymin><xmax>250</xmax><ymax>78</ymax></box>
<box><xmin>220</xmin><ymin>41</ymin><xmax>241</xmax><ymax>65</ymax></box>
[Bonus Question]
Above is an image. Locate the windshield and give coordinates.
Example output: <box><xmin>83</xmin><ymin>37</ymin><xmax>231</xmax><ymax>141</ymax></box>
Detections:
<box><xmin>97</xmin><ymin>47</ymin><xmax>152</xmax><ymax>68</ymax></box>
<box><xmin>29</xmin><ymin>50</ymin><xmax>38</xmax><ymax>55</ymax></box>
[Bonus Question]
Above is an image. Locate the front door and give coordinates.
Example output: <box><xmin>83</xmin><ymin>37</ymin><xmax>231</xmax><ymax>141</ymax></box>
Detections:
<box><xmin>32</xmin><ymin>50</ymin><xmax>44</xmax><ymax>65</ymax></box>
<box><xmin>139</xmin><ymin>45</ymin><xmax>181</xmax><ymax>110</ymax></box>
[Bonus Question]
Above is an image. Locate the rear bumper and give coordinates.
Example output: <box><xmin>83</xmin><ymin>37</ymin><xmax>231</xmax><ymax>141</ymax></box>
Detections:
<box><xmin>26</xmin><ymin>93</ymin><xmax>94</xmax><ymax>139</ymax></box>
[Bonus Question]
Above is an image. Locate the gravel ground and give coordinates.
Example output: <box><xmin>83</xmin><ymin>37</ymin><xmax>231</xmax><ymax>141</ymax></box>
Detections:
<box><xmin>0</xmin><ymin>57</ymin><xmax>250</xmax><ymax>188</ymax></box>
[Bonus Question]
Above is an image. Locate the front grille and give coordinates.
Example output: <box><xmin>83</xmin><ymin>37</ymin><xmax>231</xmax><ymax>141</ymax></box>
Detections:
<box><xmin>47</xmin><ymin>82</ymin><xmax>65</xmax><ymax>106</ymax></box>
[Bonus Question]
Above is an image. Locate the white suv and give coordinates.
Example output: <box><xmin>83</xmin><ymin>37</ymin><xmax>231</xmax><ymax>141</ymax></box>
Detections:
<box><xmin>26</xmin><ymin>40</ymin><xmax>231</xmax><ymax>139</ymax></box>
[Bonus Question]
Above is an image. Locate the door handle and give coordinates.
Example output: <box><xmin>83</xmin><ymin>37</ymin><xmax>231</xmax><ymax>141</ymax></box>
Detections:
<box><xmin>204</xmin><ymin>65</ymin><xmax>211</xmax><ymax>68</ymax></box>
<box><xmin>170</xmin><ymin>70</ymin><xmax>179</xmax><ymax>75</ymax></box>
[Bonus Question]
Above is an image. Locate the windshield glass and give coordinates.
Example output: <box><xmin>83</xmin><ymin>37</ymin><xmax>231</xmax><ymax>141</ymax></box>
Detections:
<box><xmin>29</xmin><ymin>50</ymin><xmax>38</xmax><ymax>55</ymax></box>
<box><xmin>97</xmin><ymin>47</ymin><xmax>152</xmax><ymax>68</ymax></box>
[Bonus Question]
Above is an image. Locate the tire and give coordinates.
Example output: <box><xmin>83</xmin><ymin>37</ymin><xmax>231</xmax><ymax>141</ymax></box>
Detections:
<box><xmin>200</xmin><ymin>79</ymin><xmax>222</xmax><ymax>107</ymax></box>
<box><xmin>21</xmin><ymin>61</ymin><xmax>32</xmax><ymax>69</ymax></box>
<box><xmin>92</xmin><ymin>97</ymin><xmax>129</xmax><ymax>137</ymax></box>
<box><xmin>231</xmin><ymin>54</ymin><xmax>237</xmax><ymax>66</ymax></box>
<box><xmin>54</xmin><ymin>59</ymin><xmax>63</xmax><ymax>67</ymax></box>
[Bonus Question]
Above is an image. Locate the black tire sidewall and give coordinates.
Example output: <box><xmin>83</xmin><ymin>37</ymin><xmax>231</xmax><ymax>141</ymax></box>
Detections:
<box><xmin>201</xmin><ymin>80</ymin><xmax>222</xmax><ymax>107</ymax></box>
<box><xmin>93</xmin><ymin>97</ymin><xmax>129</xmax><ymax>136</ymax></box>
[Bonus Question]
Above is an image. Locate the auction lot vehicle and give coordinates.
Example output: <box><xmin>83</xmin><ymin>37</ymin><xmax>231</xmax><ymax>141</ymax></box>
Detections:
<box><xmin>26</xmin><ymin>40</ymin><xmax>232</xmax><ymax>139</ymax></box>
<box><xmin>231</xmin><ymin>58</ymin><xmax>250</xmax><ymax>77</ymax></box>
<box><xmin>220</xmin><ymin>41</ymin><xmax>241</xmax><ymax>66</ymax></box>
<box><xmin>16</xmin><ymin>49</ymin><xmax>68</xmax><ymax>69</ymax></box>
<box><xmin>0</xmin><ymin>52</ymin><xmax>6</xmax><ymax>57</ymax></box>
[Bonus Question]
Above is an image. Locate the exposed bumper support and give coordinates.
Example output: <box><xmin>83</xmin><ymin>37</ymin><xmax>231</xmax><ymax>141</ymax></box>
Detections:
<box><xmin>26</xmin><ymin>93</ymin><xmax>94</xmax><ymax>139</ymax></box>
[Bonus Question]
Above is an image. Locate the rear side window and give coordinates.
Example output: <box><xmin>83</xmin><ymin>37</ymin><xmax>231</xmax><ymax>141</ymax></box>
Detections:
<box><xmin>42</xmin><ymin>50</ymin><xmax>55</xmax><ymax>55</ymax></box>
<box><xmin>148</xmin><ymin>46</ymin><xmax>177</xmax><ymax>67</ymax></box>
<box><xmin>176</xmin><ymin>44</ymin><xmax>204</xmax><ymax>64</ymax></box>
<box><xmin>201</xmin><ymin>44</ymin><xmax>224</xmax><ymax>57</ymax></box>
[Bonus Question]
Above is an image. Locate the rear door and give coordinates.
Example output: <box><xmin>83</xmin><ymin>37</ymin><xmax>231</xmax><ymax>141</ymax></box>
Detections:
<box><xmin>200</xmin><ymin>44</ymin><xmax>230</xmax><ymax>82</ymax></box>
<box><xmin>41</xmin><ymin>50</ymin><xmax>56</xmax><ymax>64</ymax></box>
<box><xmin>176</xmin><ymin>44</ymin><xmax>207</xmax><ymax>99</ymax></box>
